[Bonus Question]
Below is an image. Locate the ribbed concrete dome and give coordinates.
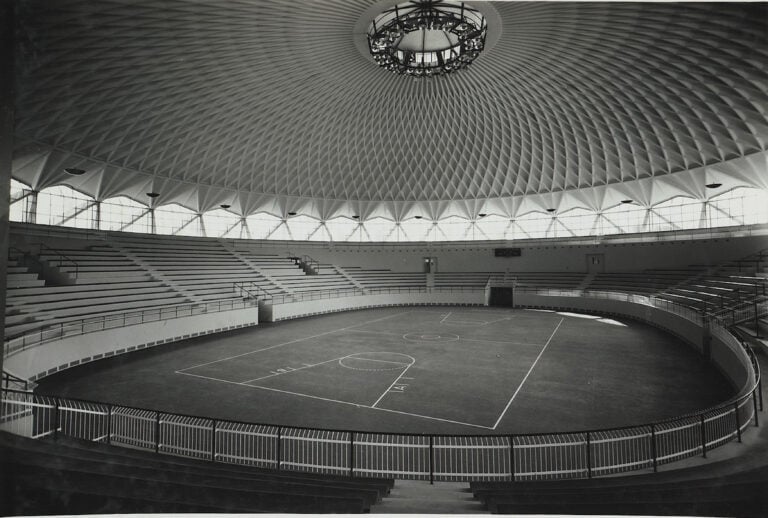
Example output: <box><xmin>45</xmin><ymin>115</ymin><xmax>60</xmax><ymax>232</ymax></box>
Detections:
<box><xmin>11</xmin><ymin>1</ymin><xmax>768</xmax><ymax>220</ymax></box>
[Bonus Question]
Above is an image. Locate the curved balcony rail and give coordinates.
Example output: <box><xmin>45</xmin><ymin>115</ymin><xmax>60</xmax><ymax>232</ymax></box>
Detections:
<box><xmin>267</xmin><ymin>285</ymin><xmax>485</xmax><ymax>305</ymax></box>
<box><xmin>0</xmin><ymin>290</ymin><xmax>761</xmax><ymax>482</ymax></box>
<box><xmin>3</xmin><ymin>286</ymin><xmax>483</xmax><ymax>358</ymax></box>
<box><xmin>4</xmin><ymin>298</ymin><xmax>257</xmax><ymax>358</ymax></box>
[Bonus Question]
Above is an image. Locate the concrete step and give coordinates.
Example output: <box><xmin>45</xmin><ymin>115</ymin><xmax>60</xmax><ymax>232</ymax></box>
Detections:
<box><xmin>12</xmin><ymin>291</ymin><xmax>184</xmax><ymax>313</ymax></box>
<box><xmin>74</xmin><ymin>275</ymin><xmax>154</xmax><ymax>284</ymax></box>
<box><xmin>371</xmin><ymin>481</ymin><xmax>486</xmax><ymax>514</ymax></box>
<box><xmin>7</xmin><ymin>286</ymin><xmax>174</xmax><ymax>305</ymax></box>
<box><xmin>7</xmin><ymin>281</ymin><xmax>165</xmax><ymax>297</ymax></box>
<box><xmin>7</xmin><ymin>278</ymin><xmax>46</xmax><ymax>288</ymax></box>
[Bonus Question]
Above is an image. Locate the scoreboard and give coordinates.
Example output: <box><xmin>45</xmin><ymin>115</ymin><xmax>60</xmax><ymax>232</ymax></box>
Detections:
<box><xmin>494</xmin><ymin>248</ymin><xmax>522</xmax><ymax>257</ymax></box>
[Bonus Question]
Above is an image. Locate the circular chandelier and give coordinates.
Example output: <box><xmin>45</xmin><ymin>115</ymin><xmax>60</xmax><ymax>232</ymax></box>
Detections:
<box><xmin>367</xmin><ymin>1</ymin><xmax>487</xmax><ymax>77</ymax></box>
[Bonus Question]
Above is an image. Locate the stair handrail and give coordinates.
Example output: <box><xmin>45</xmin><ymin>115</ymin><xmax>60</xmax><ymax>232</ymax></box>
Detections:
<box><xmin>7</xmin><ymin>246</ymin><xmax>28</xmax><ymax>262</ymax></box>
<box><xmin>301</xmin><ymin>254</ymin><xmax>320</xmax><ymax>274</ymax></box>
<box><xmin>35</xmin><ymin>243</ymin><xmax>79</xmax><ymax>279</ymax></box>
<box><xmin>285</xmin><ymin>252</ymin><xmax>320</xmax><ymax>274</ymax></box>
<box><xmin>2</xmin><ymin>370</ymin><xmax>29</xmax><ymax>391</ymax></box>
<box><xmin>233</xmin><ymin>281</ymin><xmax>273</xmax><ymax>302</ymax></box>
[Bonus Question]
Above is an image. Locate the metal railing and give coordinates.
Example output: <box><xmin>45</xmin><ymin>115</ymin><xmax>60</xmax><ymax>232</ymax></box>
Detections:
<box><xmin>3</xmin><ymin>284</ymin><xmax>482</xmax><ymax>357</ymax></box>
<box><xmin>287</xmin><ymin>253</ymin><xmax>320</xmax><ymax>275</ymax></box>
<box><xmin>3</xmin><ymin>298</ymin><xmax>257</xmax><ymax>358</ymax></box>
<box><xmin>508</xmin><ymin>286</ymin><xmax>705</xmax><ymax>325</ymax></box>
<box><xmin>711</xmin><ymin>297</ymin><xmax>768</xmax><ymax>328</ymax></box>
<box><xmin>0</xmin><ymin>343</ymin><xmax>759</xmax><ymax>482</ymax></box>
<box><xmin>36</xmin><ymin>243</ymin><xmax>79</xmax><ymax>279</ymax></box>
<box><xmin>266</xmin><ymin>285</ymin><xmax>485</xmax><ymax>305</ymax></box>
<box><xmin>233</xmin><ymin>281</ymin><xmax>274</xmax><ymax>303</ymax></box>
<box><xmin>2</xmin><ymin>371</ymin><xmax>29</xmax><ymax>391</ymax></box>
<box><xmin>1</xmin><ymin>290</ymin><xmax>761</xmax><ymax>482</ymax></box>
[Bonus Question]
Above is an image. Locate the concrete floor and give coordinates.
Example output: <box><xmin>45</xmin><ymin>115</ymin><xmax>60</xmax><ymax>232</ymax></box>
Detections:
<box><xmin>37</xmin><ymin>306</ymin><xmax>734</xmax><ymax>436</ymax></box>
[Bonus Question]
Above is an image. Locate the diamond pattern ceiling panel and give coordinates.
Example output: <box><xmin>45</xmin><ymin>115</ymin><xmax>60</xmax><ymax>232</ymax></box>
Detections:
<box><xmin>12</xmin><ymin>0</ymin><xmax>768</xmax><ymax>209</ymax></box>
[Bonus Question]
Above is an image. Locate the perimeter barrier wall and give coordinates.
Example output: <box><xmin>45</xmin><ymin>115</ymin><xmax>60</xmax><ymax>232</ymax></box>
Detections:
<box><xmin>0</xmin><ymin>288</ymin><xmax>761</xmax><ymax>482</ymax></box>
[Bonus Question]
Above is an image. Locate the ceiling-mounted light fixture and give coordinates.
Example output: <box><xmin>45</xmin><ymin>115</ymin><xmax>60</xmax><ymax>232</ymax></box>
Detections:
<box><xmin>63</xmin><ymin>167</ymin><xmax>86</xmax><ymax>176</ymax></box>
<box><xmin>146</xmin><ymin>192</ymin><xmax>160</xmax><ymax>198</ymax></box>
<box><xmin>621</xmin><ymin>199</ymin><xmax>633</xmax><ymax>204</ymax></box>
<box><xmin>367</xmin><ymin>0</ymin><xmax>487</xmax><ymax>78</ymax></box>
<box><xmin>352</xmin><ymin>215</ymin><xmax>360</xmax><ymax>219</ymax></box>
<box><xmin>478</xmin><ymin>213</ymin><xmax>487</xmax><ymax>218</ymax></box>
<box><xmin>546</xmin><ymin>208</ymin><xmax>556</xmax><ymax>213</ymax></box>
<box><xmin>706</xmin><ymin>183</ymin><xmax>722</xmax><ymax>189</ymax></box>
<box><xmin>287</xmin><ymin>211</ymin><xmax>297</xmax><ymax>216</ymax></box>
<box><xmin>220</xmin><ymin>204</ymin><xmax>231</xmax><ymax>209</ymax></box>
<box><xmin>414</xmin><ymin>215</ymin><xmax>423</xmax><ymax>219</ymax></box>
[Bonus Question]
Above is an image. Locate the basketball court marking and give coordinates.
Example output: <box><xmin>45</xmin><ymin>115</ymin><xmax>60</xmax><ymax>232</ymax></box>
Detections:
<box><xmin>371</xmin><ymin>354</ymin><xmax>416</xmax><ymax>408</ymax></box>
<box><xmin>338</xmin><ymin>352</ymin><xmax>414</xmax><ymax>372</ymax></box>
<box><xmin>177</xmin><ymin>310</ymin><xmax>412</xmax><ymax>372</ymax></box>
<box><xmin>239</xmin><ymin>356</ymin><xmax>345</xmax><ymax>383</ymax></box>
<box><xmin>174</xmin><ymin>308</ymin><xmax>564</xmax><ymax>430</ymax></box>
<box><xmin>439</xmin><ymin>314</ymin><xmax>514</xmax><ymax>327</ymax></box>
<box><xmin>403</xmin><ymin>332</ymin><xmax>460</xmax><ymax>343</ymax></box>
<box><xmin>491</xmin><ymin>317</ymin><xmax>565</xmax><ymax>429</ymax></box>
<box><xmin>175</xmin><ymin>368</ymin><xmax>492</xmax><ymax>430</ymax></box>
<box><xmin>345</xmin><ymin>329</ymin><xmax>403</xmax><ymax>338</ymax></box>
<box><xmin>240</xmin><ymin>352</ymin><xmax>413</xmax><ymax>383</ymax></box>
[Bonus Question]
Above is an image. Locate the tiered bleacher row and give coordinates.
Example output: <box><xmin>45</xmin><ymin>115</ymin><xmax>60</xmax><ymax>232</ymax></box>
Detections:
<box><xmin>343</xmin><ymin>266</ymin><xmax>427</xmax><ymax>289</ymax></box>
<box><xmin>6</xmin><ymin>242</ymin><xmax>189</xmax><ymax>339</ymax></box>
<box><xmin>469</xmin><ymin>458</ymin><xmax>768</xmax><ymax>517</ymax></box>
<box><xmin>0</xmin><ymin>432</ymin><xmax>393</xmax><ymax>514</ymax></box>
<box><xmin>5</xmin><ymin>229</ymin><xmax>768</xmax><ymax>343</ymax></box>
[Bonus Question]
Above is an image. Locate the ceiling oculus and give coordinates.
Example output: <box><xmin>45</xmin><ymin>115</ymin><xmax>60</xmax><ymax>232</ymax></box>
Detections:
<box><xmin>367</xmin><ymin>0</ymin><xmax>487</xmax><ymax>77</ymax></box>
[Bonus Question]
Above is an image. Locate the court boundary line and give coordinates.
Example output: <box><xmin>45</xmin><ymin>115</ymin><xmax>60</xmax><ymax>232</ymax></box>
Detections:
<box><xmin>370</xmin><ymin>354</ymin><xmax>416</xmax><ymax>408</ymax></box>
<box><xmin>177</xmin><ymin>310</ymin><xmax>412</xmax><ymax>372</ymax></box>
<box><xmin>173</xmin><ymin>308</ymin><xmax>567</xmax><ymax>431</ymax></box>
<box><xmin>491</xmin><ymin>317</ymin><xmax>565</xmax><ymax>430</ymax></box>
<box><xmin>240</xmin><ymin>356</ymin><xmax>345</xmax><ymax>384</ymax></box>
<box><xmin>459</xmin><ymin>337</ymin><xmax>543</xmax><ymax>346</ymax></box>
<box><xmin>175</xmin><ymin>369</ymin><xmax>492</xmax><ymax>430</ymax></box>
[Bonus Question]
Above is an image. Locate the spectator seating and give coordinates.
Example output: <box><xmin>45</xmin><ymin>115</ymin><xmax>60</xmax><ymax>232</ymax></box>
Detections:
<box><xmin>434</xmin><ymin>271</ymin><xmax>585</xmax><ymax>290</ymax></box>
<box><xmin>342</xmin><ymin>266</ymin><xmax>427</xmax><ymax>289</ymax></box>
<box><xmin>275</xmin><ymin>265</ymin><xmax>358</xmax><ymax>293</ymax></box>
<box><xmin>5</xmin><ymin>260</ymin><xmax>44</xmax><ymax>289</ymax></box>
<box><xmin>0</xmin><ymin>431</ymin><xmax>392</xmax><ymax>514</ymax></box>
<box><xmin>114</xmin><ymin>237</ymin><xmax>288</xmax><ymax>303</ymax></box>
<box><xmin>5</xmin><ymin>242</ymin><xmax>188</xmax><ymax>339</ymax></box>
<box><xmin>469</xmin><ymin>463</ymin><xmax>768</xmax><ymax>517</ymax></box>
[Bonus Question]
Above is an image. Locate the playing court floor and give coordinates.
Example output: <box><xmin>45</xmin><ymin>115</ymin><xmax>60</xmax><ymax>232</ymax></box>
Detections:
<box><xmin>37</xmin><ymin>307</ymin><xmax>735</xmax><ymax>435</ymax></box>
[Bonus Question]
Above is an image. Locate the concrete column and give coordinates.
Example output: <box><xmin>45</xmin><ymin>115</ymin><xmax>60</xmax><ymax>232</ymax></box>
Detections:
<box><xmin>0</xmin><ymin>0</ymin><xmax>16</xmax><ymax>395</ymax></box>
<box><xmin>24</xmin><ymin>189</ymin><xmax>37</xmax><ymax>224</ymax></box>
<box><xmin>94</xmin><ymin>200</ymin><xmax>101</xmax><ymax>230</ymax></box>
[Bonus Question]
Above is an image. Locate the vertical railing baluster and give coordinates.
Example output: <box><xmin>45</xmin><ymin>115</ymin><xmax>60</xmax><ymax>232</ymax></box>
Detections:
<box><xmin>509</xmin><ymin>435</ymin><xmax>515</xmax><ymax>481</ymax></box>
<box><xmin>700</xmin><ymin>414</ymin><xmax>707</xmax><ymax>457</ymax></box>
<box><xmin>734</xmin><ymin>402</ymin><xmax>741</xmax><ymax>442</ymax></box>
<box><xmin>650</xmin><ymin>424</ymin><xmax>658</xmax><ymax>472</ymax></box>
<box><xmin>349</xmin><ymin>432</ymin><xmax>354</xmax><ymax>477</ymax></box>
<box><xmin>277</xmin><ymin>426</ymin><xmax>282</xmax><ymax>470</ymax></box>
<box><xmin>211</xmin><ymin>419</ymin><xmax>217</xmax><ymax>462</ymax></box>
<box><xmin>754</xmin><ymin>391</ymin><xmax>760</xmax><ymax>427</ymax></box>
<box><xmin>53</xmin><ymin>399</ymin><xmax>60</xmax><ymax>440</ymax></box>
<box><xmin>429</xmin><ymin>436</ymin><xmax>434</xmax><ymax>484</ymax></box>
<box><xmin>106</xmin><ymin>404</ymin><xmax>112</xmax><ymax>444</ymax></box>
<box><xmin>155</xmin><ymin>412</ymin><xmax>161</xmax><ymax>453</ymax></box>
<box><xmin>586</xmin><ymin>432</ymin><xmax>592</xmax><ymax>478</ymax></box>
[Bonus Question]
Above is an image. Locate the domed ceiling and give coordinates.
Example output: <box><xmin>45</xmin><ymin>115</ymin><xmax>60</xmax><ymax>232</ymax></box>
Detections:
<box><xmin>11</xmin><ymin>1</ymin><xmax>768</xmax><ymax>221</ymax></box>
